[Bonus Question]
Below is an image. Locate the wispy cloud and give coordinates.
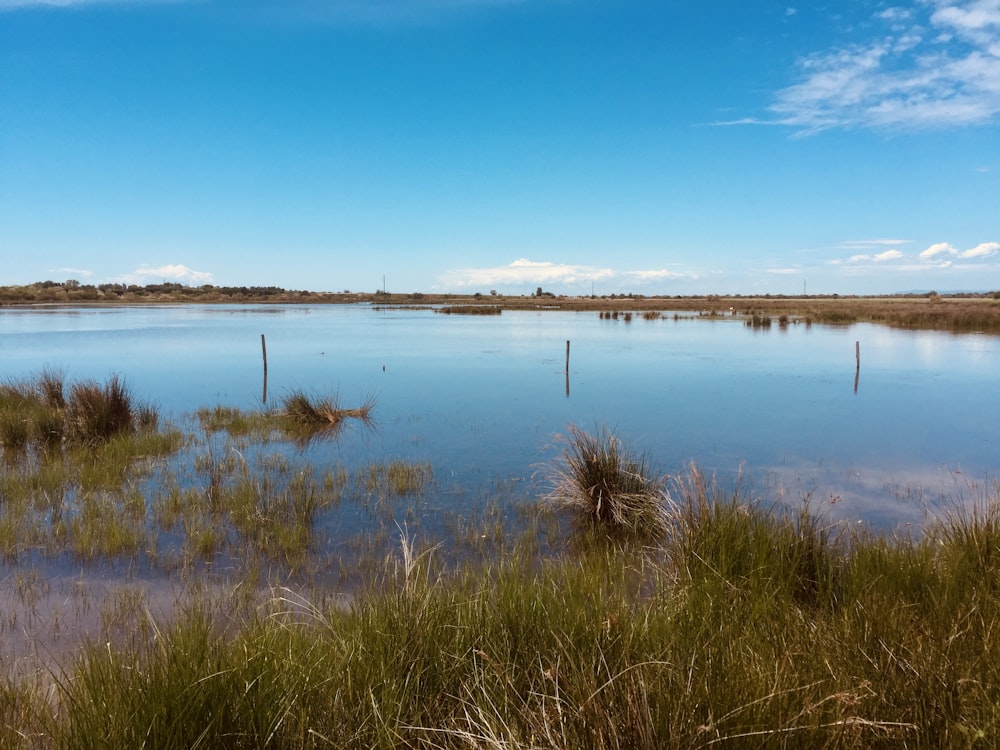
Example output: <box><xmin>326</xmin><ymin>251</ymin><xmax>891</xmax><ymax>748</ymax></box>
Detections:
<box><xmin>438</xmin><ymin>258</ymin><xmax>688</xmax><ymax>290</ymax></box>
<box><xmin>848</xmin><ymin>249</ymin><xmax>905</xmax><ymax>263</ymax></box>
<box><xmin>0</xmin><ymin>0</ymin><xmax>184</xmax><ymax>7</ymax></box>
<box><xmin>49</xmin><ymin>267</ymin><xmax>94</xmax><ymax>278</ymax></box>
<box><xmin>833</xmin><ymin>239</ymin><xmax>999</xmax><ymax>270</ymax></box>
<box><xmin>727</xmin><ymin>0</ymin><xmax>1000</xmax><ymax>133</ymax></box>
<box><xmin>919</xmin><ymin>241</ymin><xmax>959</xmax><ymax>259</ymax></box>
<box><xmin>0</xmin><ymin>0</ymin><xmax>531</xmax><ymax>19</ymax></box>
<box><xmin>115</xmin><ymin>264</ymin><xmax>214</xmax><ymax>285</ymax></box>
<box><xmin>839</xmin><ymin>238</ymin><xmax>911</xmax><ymax>249</ymax></box>
<box><xmin>959</xmin><ymin>240</ymin><xmax>1000</xmax><ymax>258</ymax></box>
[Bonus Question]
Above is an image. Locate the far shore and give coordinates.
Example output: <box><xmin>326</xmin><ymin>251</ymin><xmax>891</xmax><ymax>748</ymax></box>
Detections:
<box><xmin>4</xmin><ymin>280</ymin><xmax>1000</xmax><ymax>334</ymax></box>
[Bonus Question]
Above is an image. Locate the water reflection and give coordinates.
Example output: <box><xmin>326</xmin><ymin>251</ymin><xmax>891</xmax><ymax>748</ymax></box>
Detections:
<box><xmin>1</xmin><ymin>304</ymin><xmax>998</xmax><ymax>527</ymax></box>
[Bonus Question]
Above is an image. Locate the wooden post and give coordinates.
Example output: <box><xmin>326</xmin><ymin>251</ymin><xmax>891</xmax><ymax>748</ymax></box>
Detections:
<box><xmin>565</xmin><ymin>340</ymin><xmax>570</xmax><ymax>374</ymax></box>
<box><xmin>261</xmin><ymin>334</ymin><xmax>268</xmax><ymax>404</ymax></box>
<box><xmin>855</xmin><ymin>341</ymin><xmax>860</xmax><ymax>371</ymax></box>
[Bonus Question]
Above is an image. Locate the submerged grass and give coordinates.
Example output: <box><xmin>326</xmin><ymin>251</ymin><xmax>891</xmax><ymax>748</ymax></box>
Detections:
<box><xmin>3</xmin><ymin>385</ymin><xmax>1000</xmax><ymax>748</ymax></box>
<box><xmin>435</xmin><ymin>305</ymin><xmax>502</xmax><ymax>315</ymax></box>
<box><xmin>12</xmin><ymin>480</ymin><xmax>1000</xmax><ymax>748</ymax></box>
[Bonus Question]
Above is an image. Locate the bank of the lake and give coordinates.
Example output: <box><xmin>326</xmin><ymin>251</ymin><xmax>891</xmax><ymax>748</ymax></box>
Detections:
<box><xmin>3</xmin><ymin>280</ymin><xmax>1000</xmax><ymax>334</ymax></box>
<box><xmin>4</xmin><ymin>464</ymin><xmax>999</xmax><ymax>749</ymax></box>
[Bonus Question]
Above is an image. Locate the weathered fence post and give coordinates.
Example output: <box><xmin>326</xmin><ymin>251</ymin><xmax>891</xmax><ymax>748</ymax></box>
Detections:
<box><xmin>262</xmin><ymin>334</ymin><xmax>268</xmax><ymax>404</ymax></box>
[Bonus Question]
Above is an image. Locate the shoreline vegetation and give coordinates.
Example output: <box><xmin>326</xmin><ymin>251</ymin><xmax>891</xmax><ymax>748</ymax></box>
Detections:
<box><xmin>4</xmin><ymin>279</ymin><xmax>1000</xmax><ymax>334</ymax></box>
<box><xmin>1</xmin><ymin>374</ymin><xmax>999</xmax><ymax>746</ymax></box>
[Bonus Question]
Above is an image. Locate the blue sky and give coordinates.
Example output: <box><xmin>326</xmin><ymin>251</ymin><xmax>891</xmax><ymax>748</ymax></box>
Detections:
<box><xmin>1</xmin><ymin>0</ymin><xmax>998</xmax><ymax>295</ymax></box>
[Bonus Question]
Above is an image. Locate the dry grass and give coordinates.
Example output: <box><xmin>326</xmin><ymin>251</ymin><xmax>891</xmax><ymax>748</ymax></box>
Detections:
<box><xmin>281</xmin><ymin>390</ymin><xmax>375</xmax><ymax>428</ymax></box>
<box><xmin>545</xmin><ymin>425</ymin><xmax>671</xmax><ymax>539</ymax></box>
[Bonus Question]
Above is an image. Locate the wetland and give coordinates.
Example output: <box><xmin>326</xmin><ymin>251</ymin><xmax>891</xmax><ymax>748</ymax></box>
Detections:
<box><xmin>2</xmin><ymin>300</ymin><xmax>999</xmax><ymax>747</ymax></box>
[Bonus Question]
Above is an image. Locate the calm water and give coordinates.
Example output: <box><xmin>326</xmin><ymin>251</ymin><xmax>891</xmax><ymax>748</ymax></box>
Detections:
<box><xmin>2</xmin><ymin>303</ymin><xmax>998</xmax><ymax>528</ymax></box>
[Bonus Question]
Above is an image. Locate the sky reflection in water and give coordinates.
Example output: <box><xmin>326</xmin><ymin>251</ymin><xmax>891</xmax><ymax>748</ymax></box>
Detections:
<box><xmin>2</xmin><ymin>304</ymin><xmax>997</xmax><ymax>531</ymax></box>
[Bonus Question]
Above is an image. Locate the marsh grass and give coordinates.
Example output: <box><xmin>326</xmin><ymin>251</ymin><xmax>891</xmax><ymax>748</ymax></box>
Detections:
<box><xmin>546</xmin><ymin>425</ymin><xmax>671</xmax><ymax>539</ymax></box>
<box><xmin>1</xmin><ymin>373</ymin><xmax>159</xmax><ymax>458</ymax></box>
<box><xmin>65</xmin><ymin>376</ymin><xmax>137</xmax><ymax>445</ymax></box>
<box><xmin>435</xmin><ymin>305</ymin><xmax>502</xmax><ymax>315</ymax></box>
<box><xmin>17</xmin><ymin>486</ymin><xmax>1000</xmax><ymax>749</ymax></box>
<box><xmin>5</xmin><ymin>377</ymin><xmax>1000</xmax><ymax>746</ymax></box>
<box><xmin>196</xmin><ymin>405</ymin><xmax>274</xmax><ymax>437</ymax></box>
<box><xmin>362</xmin><ymin>460</ymin><xmax>433</xmax><ymax>498</ymax></box>
<box><xmin>280</xmin><ymin>391</ymin><xmax>376</xmax><ymax>443</ymax></box>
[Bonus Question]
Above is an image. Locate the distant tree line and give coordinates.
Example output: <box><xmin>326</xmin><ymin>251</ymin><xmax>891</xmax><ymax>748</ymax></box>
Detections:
<box><xmin>0</xmin><ymin>280</ymin><xmax>330</xmax><ymax>304</ymax></box>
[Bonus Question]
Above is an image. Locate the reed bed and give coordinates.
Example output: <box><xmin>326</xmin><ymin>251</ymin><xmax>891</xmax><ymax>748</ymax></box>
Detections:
<box><xmin>0</xmin><ymin>372</ymin><xmax>158</xmax><ymax>454</ymax></box>
<box><xmin>725</xmin><ymin>295</ymin><xmax>1000</xmax><ymax>333</ymax></box>
<box><xmin>6</xmin><ymin>473</ymin><xmax>999</xmax><ymax>748</ymax></box>
<box><xmin>3</xmin><ymin>390</ymin><xmax>1000</xmax><ymax>748</ymax></box>
<box><xmin>434</xmin><ymin>305</ymin><xmax>502</xmax><ymax>315</ymax></box>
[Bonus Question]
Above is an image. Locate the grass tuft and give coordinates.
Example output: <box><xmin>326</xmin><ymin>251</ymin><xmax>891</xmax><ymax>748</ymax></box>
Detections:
<box><xmin>281</xmin><ymin>390</ymin><xmax>375</xmax><ymax>429</ymax></box>
<box><xmin>66</xmin><ymin>375</ymin><xmax>142</xmax><ymax>445</ymax></box>
<box><xmin>546</xmin><ymin>425</ymin><xmax>671</xmax><ymax>539</ymax></box>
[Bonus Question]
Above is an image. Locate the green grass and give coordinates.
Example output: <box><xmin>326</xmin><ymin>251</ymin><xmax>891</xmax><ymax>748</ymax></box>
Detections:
<box><xmin>3</xmin><ymin>379</ymin><xmax>1000</xmax><ymax>747</ymax></box>
<box><xmin>1</xmin><ymin>372</ymin><xmax>159</xmax><ymax>456</ymax></box>
<box><xmin>13</xmin><ymin>483</ymin><xmax>999</xmax><ymax>748</ymax></box>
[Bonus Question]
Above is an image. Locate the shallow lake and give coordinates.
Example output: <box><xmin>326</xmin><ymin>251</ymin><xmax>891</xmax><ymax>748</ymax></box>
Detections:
<box><xmin>2</xmin><ymin>303</ymin><xmax>998</xmax><ymax>529</ymax></box>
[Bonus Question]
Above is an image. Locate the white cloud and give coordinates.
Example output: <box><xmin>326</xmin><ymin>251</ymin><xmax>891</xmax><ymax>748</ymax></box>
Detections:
<box><xmin>918</xmin><ymin>240</ymin><xmax>999</xmax><ymax>260</ymax></box>
<box><xmin>439</xmin><ymin>258</ymin><xmax>611</xmax><ymax>288</ymax></box>
<box><xmin>0</xmin><ymin>0</ymin><xmax>528</xmax><ymax>14</ymax></box>
<box><xmin>747</xmin><ymin>0</ymin><xmax>1000</xmax><ymax>133</ymax></box>
<box><xmin>0</xmin><ymin>0</ymin><xmax>185</xmax><ymax>7</ymax></box>
<box><xmin>840</xmin><ymin>238</ymin><xmax>910</xmax><ymax>249</ymax></box>
<box><xmin>439</xmin><ymin>258</ymin><xmax>687</xmax><ymax>290</ymax></box>
<box><xmin>621</xmin><ymin>268</ymin><xmax>686</xmax><ymax>281</ymax></box>
<box><xmin>49</xmin><ymin>267</ymin><xmax>94</xmax><ymax>278</ymax></box>
<box><xmin>919</xmin><ymin>241</ymin><xmax>959</xmax><ymax>258</ymax></box>
<box><xmin>116</xmin><ymin>264</ymin><xmax>214</xmax><ymax>285</ymax></box>
<box><xmin>878</xmin><ymin>7</ymin><xmax>913</xmax><ymax>24</ymax></box>
<box><xmin>848</xmin><ymin>249</ymin><xmax>905</xmax><ymax>262</ymax></box>
<box><xmin>960</xmin><ymin>240</ymin><xmax>1000</xmax><ymax>257</ymax></box>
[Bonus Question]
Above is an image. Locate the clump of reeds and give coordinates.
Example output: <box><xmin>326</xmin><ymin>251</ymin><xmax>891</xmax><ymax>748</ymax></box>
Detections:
<box><xmin>281</xmin><ymin>390</ymin><xmax>375</xmax><ymax>430</ymax></box>
<box><xmin>65</xmin><ymin>375</ymin><xmax>138</xmax><ymax>445</ymax></box>
<box><xmin>546</xmin><ymin>425</ymin><xmax>670</xmax><ymax>538</ymax></box>
<box><xmin>435</xmin><ymin>305</ymin><xmax>502</xmax><ymax>315</ymax></box>
<box><xmin>1</xmin><ymin>372</ymin><xmax>155</xmax><ymax>453</ymax></box>
<box><xmin>746</xmin><ymin>312</ymin><xmax>772</xmax><ymax>328</ymax></box>
<box><xmin>36</xmin><ymin>367</ymin><xmax>66</xmax><ymax>410</ymax></box>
